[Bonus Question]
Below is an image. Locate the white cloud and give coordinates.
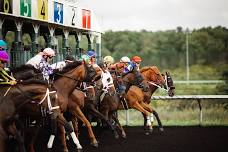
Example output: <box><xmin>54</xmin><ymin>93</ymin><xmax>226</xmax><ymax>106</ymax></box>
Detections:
<box><xmin>78</xmin><ymin>0</ymin><xmax>228</xmax><ymax>31</ymax></box>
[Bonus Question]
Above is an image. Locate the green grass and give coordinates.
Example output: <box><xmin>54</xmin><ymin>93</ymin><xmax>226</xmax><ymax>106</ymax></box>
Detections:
<box><xmin>117</xmin><ymin>101</ymin><xmax>228</xmax><ymax>126</ymax></box>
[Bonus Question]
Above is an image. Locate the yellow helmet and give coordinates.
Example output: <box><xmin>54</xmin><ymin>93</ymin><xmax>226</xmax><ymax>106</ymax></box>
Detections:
<box><xmin>104</xmin><ymin>56</ymin><xmax>114</xmax><ymax>64</ymax></box>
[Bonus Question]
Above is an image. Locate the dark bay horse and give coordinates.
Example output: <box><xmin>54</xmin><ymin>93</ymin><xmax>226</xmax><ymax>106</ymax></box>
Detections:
<box><xmin>140</xmin><ymin>66</ymin><xmax>175</xmax><ymax>134</ymax></box>
<box><xmin>0</xmin><ymin>79</ymin><xmax>60</xmax><ymax>152</ymax></box>
<box><xmin>94</xmin><ymin>70</ymin><xmax>126</xmax><ymax>139</ymax></box>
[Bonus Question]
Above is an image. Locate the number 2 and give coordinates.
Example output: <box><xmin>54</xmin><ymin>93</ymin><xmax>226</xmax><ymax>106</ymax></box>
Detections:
<box><xmin>71</xmin><ymin>7</ymin><xmax>76</xmax><ymax>26</ymax></box>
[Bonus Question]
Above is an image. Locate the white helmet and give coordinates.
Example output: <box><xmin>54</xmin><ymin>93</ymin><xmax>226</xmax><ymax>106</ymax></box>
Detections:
<box><xmin>43</xmin><ymin>48</ymin><xmax>55</xmax><ymax>57</ymax></box>
<box><xmin>120</xmin><ymin>56</ymin><xmax>130</xmax><ymax>63</ymax></box>
<box><xmin>104</xmin><ymin>56</ymin><xmax>114</xmax><ymax>64</ymax></box>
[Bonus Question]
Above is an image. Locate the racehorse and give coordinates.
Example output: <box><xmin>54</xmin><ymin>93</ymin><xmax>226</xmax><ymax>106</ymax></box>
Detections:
<box><xmin>67</xmin><ymin>84</ymin><xmax>99</xmax><ymax>147</ymax></box>
<box><xmin>140</xmin><ymin>66</ymin><xmax>175</xmax><ymax>134</ymax></box>
<box><xmin>94</xmin><ymin>71</ymin><xmax>126</xmax><ymax>139</ymax></box>
<box><xmin>52</xmin><ymin>61</ymin><xmax>97</xmax><ymax>152</ymax></box>
<box><xmin>0</xmin><ymin>78</ymin><xmax>59</xmax><ymax>152</ymax></box>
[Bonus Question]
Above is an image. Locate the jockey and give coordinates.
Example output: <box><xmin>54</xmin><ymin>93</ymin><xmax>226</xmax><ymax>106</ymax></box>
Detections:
<box><xmin>98</xmin><ymin>62</ymin><xmax>114</xmax><ymax>90</ymax></box>
<box><xmin>120</xmin><ymin>56</ymin><xmax>146</xmax><ymax>90</ymax></box>
<box><xmin>26</xmin><ymin>47</ymin><xmax>55</xmax><ymax>82</ymax></box>
<box><xmin>103</xmin><ymin>55</ymin><xmax>115</xmax><ymax>69</ymax></box>
<box><xmin>51</xmin><ymin>55</ymin><xmax>75</xmax><ymax>70</ymax></box>
<box><xmin>0</xmin><ymin>41</ymin><xmax>17</xmax><ymax>85</ymax></box>
<box><xmin>131</xmin><ymin>55</ymin><xmax>142</xmax><ymax>70</ymax></box>
<box><xmin>120</xmin><ymin>56</ymin><xmax>134</xmax><ymax>73</ymax></box>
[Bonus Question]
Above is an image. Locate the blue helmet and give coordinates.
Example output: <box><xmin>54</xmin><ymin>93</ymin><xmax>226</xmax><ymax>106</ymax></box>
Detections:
<box><xmin>86</xmin><ymin>50</ymin><xmax>96</xmax><ymax>58</ymax></box>
<box><xmin>0</xmin><ymin>40</ymin><xmax>7</xmax><ymax>51</ymax></box>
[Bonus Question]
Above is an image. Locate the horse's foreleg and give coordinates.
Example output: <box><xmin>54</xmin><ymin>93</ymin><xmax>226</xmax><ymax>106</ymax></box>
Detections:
<box><xmin>58</xmin><ymin>114</ymin><xmax>82</xmax><ymax>150</ymax></box>
<box><xmin>111</xmin><ymin>112</ymin><xmax>126</xmax><ymax>138</ymax></box>
<box><xmin>87</xmin><ymin>105</ymin><xmax>116</xmax><ymax>132</ymax></box>
<box><xmin>70</xmin><ymin>107</ymin><xmax>98</xmax><ymax>147</ymax></box>
<box><xmin>47</xmin><ymin>117</ymin><xmax>57</xmax><ymax>150</ymax></box>
<box><xmin>152</xmin><ymin>110</ymin><xmax>164</xmax><ymax>132</ymax></box>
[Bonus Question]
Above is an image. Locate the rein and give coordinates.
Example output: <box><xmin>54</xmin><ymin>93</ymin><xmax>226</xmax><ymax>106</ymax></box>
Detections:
<box><xmin>147</xmin><ymin>74</ymin><xmax>172</xmax><ymax>92</ymax></box>
<box><xmin>14</xmin><ymin>85</ymin><xmax>59</xmax><ymax>113</ymax></box>
<box><xmin>55</xmin><ymin>73</ymin><xmax>82</xmax><ymax>82</ymax></box>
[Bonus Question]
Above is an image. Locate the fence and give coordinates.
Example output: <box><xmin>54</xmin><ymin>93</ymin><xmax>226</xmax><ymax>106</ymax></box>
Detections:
<box><xmin>124</xmin><ymin>95</ymin><xmax>228</xmax><ymax>126</ymax></box>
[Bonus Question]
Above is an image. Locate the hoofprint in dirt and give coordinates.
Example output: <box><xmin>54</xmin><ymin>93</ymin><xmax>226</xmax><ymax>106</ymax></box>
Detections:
<box><xmin>6</xmin><ymin>126</ymin><xmax>228</xmax><ymax>152</ymax></box>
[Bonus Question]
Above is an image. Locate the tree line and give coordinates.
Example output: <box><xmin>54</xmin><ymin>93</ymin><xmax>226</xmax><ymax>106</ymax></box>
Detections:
<box><xmin>101</xmin><ymin>26</ymin><xmax>228</xmax><ymax>69</ymax></box>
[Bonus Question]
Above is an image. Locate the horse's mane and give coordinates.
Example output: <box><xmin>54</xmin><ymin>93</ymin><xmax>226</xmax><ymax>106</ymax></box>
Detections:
<box><xmin>140</xmin><ymin>66</ymin><xmax>161</xmax><ymax>75</ymax></box>
<box><xmin>10</xmin><ymin>64</ymin><xmax>42</xmax><ymax>81</ymax></box>
<box><xmin>56</xmin><ymin>61</ymin><xmax>82</xmax><ymax>74</ymax></box>
<box><xmin>51</xmin><ymin>61</ymin><xmax>82</xmax><ymax>80</ymax></box>
<box><xmin>10</xmin><ymin>64</ymin><xmax>40</xmax><ymax>73</ymax></box>
<box><xmin>140</xmin><ymin>66</ymin><xmax>151</xmax><ymax>73</ymax></box>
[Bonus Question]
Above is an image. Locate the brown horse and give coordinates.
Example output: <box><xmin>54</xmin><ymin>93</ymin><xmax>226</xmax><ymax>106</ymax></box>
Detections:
<box><xmin>94</xmin><ymin>70</ymin><xmax>126</xmax><ymax>139</ymax></box>
<box><xmin>0</xmin><ymin>79</ymin><xmax>60</xmax><ymax>152</ymax></box>
<box><xmin>67</xmin><ymin>84</ymin><xmax>99</xmax><ymax>147</ymax></box>
<box><xmin>52</xmin><ymin>61</ymin><xmax>97</xmax><ymax>152</ymax></box>
<box><xmin>140</xmin><ymin>66</ymin><xmax>175</xmax><ymax>133</ymax></box>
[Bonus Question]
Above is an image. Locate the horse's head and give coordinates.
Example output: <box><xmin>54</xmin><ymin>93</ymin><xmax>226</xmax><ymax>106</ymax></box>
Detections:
<box><xmin>140</xmin><ymin>66</ymin><xmax>165</xmax><ymax>87</ymax></box>
<box><xmin>83</xmin><ymin>63</ymin><xmax>97</xmax><ymax>82</ymax></box>
<box><xmin>57</xmin><ymin>61</ymin><xmax>97</xmax><ymax>83</ymax></box>
<box><xmin>164</xmin><ymin>71</ymin><xmax>175</xmax><ymax>97</ymax></box>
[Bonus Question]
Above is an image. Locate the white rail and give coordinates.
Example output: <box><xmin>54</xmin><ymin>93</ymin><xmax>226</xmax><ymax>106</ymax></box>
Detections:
<box><xmin>174</xmin><ymin>80</ymin><xmax>225</xmax><ymax>84</ymax></box>
<box><xmin>151</xmin><ymin>95</ymin><xmax>228</xmax><ymax>100</ymax></box>
<box><xmin>151</xmin><ymin>95</ymin><xmax>228</xmax><ymax>125</ymax></box>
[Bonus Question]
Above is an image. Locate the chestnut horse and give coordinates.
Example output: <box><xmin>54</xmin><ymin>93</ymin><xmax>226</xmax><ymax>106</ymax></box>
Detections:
<box><xmin>52</xmin><ymin>61</ymin><xmax>97</xmax><ymax>152</ymax></box>
<box><xmin>0</xmin><ymin>79</ymin><xmax>60</xmax><ymax>152</ymax></box>
<box><xmin>140</xmin><ymin>66</ymin><xmax>175</xmax><ymax>134</ymax></box>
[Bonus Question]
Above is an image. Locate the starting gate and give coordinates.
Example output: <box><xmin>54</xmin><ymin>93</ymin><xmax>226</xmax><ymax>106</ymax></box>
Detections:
<box><xmin>0</xmin><ymin>0</ymin><xmax>102</xmax><ymax>67</ymax></box>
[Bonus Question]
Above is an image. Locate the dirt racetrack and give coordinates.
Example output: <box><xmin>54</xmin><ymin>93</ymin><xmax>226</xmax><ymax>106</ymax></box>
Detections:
<box><xmin>7</xmin><ymin>126</ymin><xmax>228</xmax><ymax>152</ymax></box>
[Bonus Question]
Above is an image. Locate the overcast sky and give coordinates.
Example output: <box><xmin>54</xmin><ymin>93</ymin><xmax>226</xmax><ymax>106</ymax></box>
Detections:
<box><xmin>78</xmin><ymin>0</ymin><xmax>228</xmax><ymax>31</ymax></box>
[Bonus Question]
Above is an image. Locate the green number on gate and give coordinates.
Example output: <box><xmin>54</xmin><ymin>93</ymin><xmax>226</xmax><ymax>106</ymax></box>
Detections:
<box><xmin>20</xmin><ymin>0</ymin><xmax>31</xmax><ymax>17</ymax></box>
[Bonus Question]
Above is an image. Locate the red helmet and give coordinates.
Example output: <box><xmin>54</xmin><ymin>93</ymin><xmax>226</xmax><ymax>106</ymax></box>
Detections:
<box><xmin>131</xmin><ymin>56</ymin><xmax>142</xmax><ymax>62</ymax></box>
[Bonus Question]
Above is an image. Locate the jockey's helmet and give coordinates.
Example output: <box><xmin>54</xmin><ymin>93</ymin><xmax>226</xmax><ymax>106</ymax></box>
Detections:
<box><xmin>80</xmin><ymin>54</ymin><xmax>90</xmax><ymax>63</ymax></box>
<box><xmin>0</xmin><ymin>40</ymin><xmax>7</xmax><ymax>51</ymax></box>
<box><xmin>131</xmin><ymin>56</ymin><xmax>142</xmax><ymax>63</ymax></box>
<box><xmin>86</xmin><ymin>50</ymin><xmax>96</xmax><ymax>58</ymax></box>
<box><xmin>0</xmin><ymin>51</ymin><xmax>9</xmax><ymax>62</ymax></box>
<box><xmin>43</xmin><ymin>48</ymin><xmax>56</xmax><ymax>57</ymax></box>
<box><xmin>104</xmin><ymin>56</ymin><xmax>114</xmax><ymax>64</ymax></box>
<box><xmin>120</xmin><ymin>56</ymin><xmax>130</xmax><ymax>63</ymax></box>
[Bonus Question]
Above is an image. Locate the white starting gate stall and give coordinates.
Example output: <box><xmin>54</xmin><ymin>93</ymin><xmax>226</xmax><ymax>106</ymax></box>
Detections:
<box><xmin>0</xmin><ymin>0</ymin><xmax>102</xmax><ymax>67</ymax></box>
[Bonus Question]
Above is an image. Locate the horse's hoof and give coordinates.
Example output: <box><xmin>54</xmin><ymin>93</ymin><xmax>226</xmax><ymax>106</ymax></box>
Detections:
<box><xmin>115</xmin><ymin>134</ymin><xmax>120</xmax><ymax>139</ymax></box>
<box><xmin>145</xmin><ymin>132</ymin><xmax>150</xmax><ymax>135</ymax></box>
<box><xmin>90</xmin><ymin>142</ymin><xmax>99</xmax><ymax>148</ymax></box>
<box><xmin>149</xmin><ymin>128</ymin><xmax>153</xmax><ymax>133</ymax></box>
<box><xmin>122</xmin><ymin>133</ymin><xmax>127</xmax><ymax>139</ymax></box>
<box><xmin>159</xmin><ymin>127</ymin><xmax>164</xmax><ymax>132</ymax></box>
<box><xmin>77</xmin><ymin>149</ymin><xmax>83</xmax><ymax>152</ymax></box>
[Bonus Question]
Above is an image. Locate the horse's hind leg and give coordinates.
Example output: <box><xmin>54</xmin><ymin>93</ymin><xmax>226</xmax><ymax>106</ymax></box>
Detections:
<box><xmin>70</xmin><ymin>107</ymin><xmax>98</xmax><ymax>147</ymax></box>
